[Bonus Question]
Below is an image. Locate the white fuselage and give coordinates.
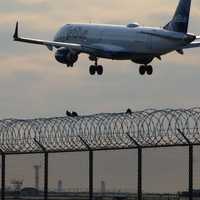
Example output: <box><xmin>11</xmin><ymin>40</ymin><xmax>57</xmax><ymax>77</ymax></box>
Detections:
<box><xmin>54</xmin><ymin>23</ymin><xmax>190</xmax><ymax>61</ymax></box>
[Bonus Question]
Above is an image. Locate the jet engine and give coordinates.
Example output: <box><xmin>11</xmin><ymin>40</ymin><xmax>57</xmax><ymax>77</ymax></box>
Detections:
<box><xmin>55</xmin><ymin>47</ymin><xmax>78</xmax><ymax>66</ymax></box>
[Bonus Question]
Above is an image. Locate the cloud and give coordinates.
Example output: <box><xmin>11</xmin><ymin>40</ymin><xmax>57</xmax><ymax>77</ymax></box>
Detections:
<box><xmin>0</xmin><ymin>0</ymin><xmax>191</xmax><ymax>30</ymax></box>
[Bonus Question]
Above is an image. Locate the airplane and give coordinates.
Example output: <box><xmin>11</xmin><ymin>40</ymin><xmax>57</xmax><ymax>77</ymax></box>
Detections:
<box><xmin>13</xmin><ymin>0</ymin><xmax>200</xmax><ymax>76</ymax></box>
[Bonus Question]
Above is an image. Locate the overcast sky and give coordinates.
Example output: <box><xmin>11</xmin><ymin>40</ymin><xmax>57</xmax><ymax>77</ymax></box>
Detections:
<box><xmin>0</xmin><ymin>0</ymin><xmax>199</xmax><ymax>193</ymax></box>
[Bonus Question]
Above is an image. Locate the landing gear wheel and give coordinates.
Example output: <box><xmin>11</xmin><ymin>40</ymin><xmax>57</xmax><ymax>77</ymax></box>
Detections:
<box><xmin>139</xmin><ymin>65</ymin><xmax>146</xmax><ymax>75</ymax></box>
<box><xmin>89</xmin><ymin>57</ymin><xmax>104</xmax><ymax>75</ymax></box>
<box><xmin>146</xmin><ymin>65</ymin><xmax>153</xmax><ymax>75</ymax></box>
<box><xmin>97</xmin><ymin>65</ymin><xmax>103</xmax><ymax>75</ymax></box>
<box><xmin>66</xmin><ymin>64</ymin><xmax>74</xmax><ymax>67</ymax></box>
<box><xmin>89</xmin><ymin>65</ymin><xmax>96</xmax><ymax>75</ymax></box>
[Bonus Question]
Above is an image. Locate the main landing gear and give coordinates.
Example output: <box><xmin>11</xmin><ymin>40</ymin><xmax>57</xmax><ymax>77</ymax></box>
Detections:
<box><xmin>89</xmin><ymin>57</ymin><xmax>103</xmax><ymax>75</ymax></box>
<box><xmin>139</xmin><ymin>65</ymin><xmax>153</xmax><ymax>75</ymax></box>
<box><xmin>66</xmin><ymin>64</ymin><xmax>74</xmax><ymax>67</ymax></box>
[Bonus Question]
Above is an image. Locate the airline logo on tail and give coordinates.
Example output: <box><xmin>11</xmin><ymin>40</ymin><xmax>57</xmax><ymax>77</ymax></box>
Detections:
<box><xmin>164</xmin><ymin>0</ymin><xmax>191</xmax><ymax>33</ymax></box>
<box><xmin>173</xmin><ymin>15</ymin><xmax>188</xmax><ymax>23</ymax></box>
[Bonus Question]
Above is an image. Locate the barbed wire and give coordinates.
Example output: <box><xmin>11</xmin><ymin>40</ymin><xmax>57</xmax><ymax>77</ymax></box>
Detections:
<box><xmin>0</xmin><ymin>108</ymin><xmax>199</xmax><ymax>153</ymax></box>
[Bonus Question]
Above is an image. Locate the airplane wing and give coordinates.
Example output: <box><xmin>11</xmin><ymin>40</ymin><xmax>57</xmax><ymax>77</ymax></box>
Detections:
<box><xmin>183</xmin><ymin>36</ymin><xmax>200</xmax><ymax>49</ymax></box>
<box><xmin>13</xmin><ymin>22</ymin><xmax>129</xmax><ymax>57</ymax></box>
<box><xmin>13</xmin><ymin>22</ymin><xmax>82</xmax><ymax>51</ymax></box>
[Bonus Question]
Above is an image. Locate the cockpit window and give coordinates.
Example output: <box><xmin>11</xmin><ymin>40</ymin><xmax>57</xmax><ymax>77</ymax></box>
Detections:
<box><xmin>54</xmin><ymin>24</ymin><xmax>68</xmax><ymax>42</ymax></box>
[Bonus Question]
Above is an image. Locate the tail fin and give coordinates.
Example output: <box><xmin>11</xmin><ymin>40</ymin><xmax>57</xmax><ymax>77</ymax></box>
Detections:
<box><xmin>164</xmin><ymin>0</ymin><xmax>192</xmax><ymax>33</ymax></box>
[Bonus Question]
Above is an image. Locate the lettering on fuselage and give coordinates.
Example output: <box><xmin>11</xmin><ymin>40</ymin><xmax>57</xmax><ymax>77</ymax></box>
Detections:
<box><xmin>66</xmin><ymin>26</ymin><xmax>88</xmax><ymax>41</ymax></box>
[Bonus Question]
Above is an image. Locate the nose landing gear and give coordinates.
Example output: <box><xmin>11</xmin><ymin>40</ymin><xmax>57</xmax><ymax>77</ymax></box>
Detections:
<box><xmin>139</xmin><ymin>65</ymin><xmax>153</xmax><ymax>75</ymax></box>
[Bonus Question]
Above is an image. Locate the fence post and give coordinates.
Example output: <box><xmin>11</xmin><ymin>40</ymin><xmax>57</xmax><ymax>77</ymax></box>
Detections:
<box><xmin>177</xmin><ymin>129</ymin><xmax>193</xmax><ymax>200</ymax></box>
<box><xmin>79</xmin><ymin>136</ymin><xmax>94</xmax><ymax>200</ymax></box>
<box><xmin>138</xmin><ymin>147</ymin><xmax>142</xmax><ymax>200</ymax></box>
<box><xmin>189</xmin><ymin>145</ymin><xmax>193</xmax><ymax>200</ymax></box>
<box><xmin>1</xmin><ymin>153</ymin><xmax>5</xmax><ymax>200</ymax></box>
<box><xmin>89</xmin><ymin>150</ymin><xmax>93</xmax><ymax>200</ymax></box>
<box><xmin>126</xmin><ymin>133</ymin><xmax>142</xmax><ymax>200</ymax></box>
<box><xmin>34</xmin><ymin>139</ymin><xmax>48</xmax><ymax>200</ymax></box>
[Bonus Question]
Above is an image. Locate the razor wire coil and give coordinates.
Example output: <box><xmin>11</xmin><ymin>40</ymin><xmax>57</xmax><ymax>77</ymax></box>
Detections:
<box><xmin>0</xmin><ymin>108</ymin><xmax>199</xmax><ymax>153</ymax></box>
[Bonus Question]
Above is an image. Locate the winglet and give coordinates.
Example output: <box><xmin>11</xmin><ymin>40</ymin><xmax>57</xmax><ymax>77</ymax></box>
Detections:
<box><xmin>13</xmin><ymin>21</ymin><xmax>19</xmax><ymax>40</ymax></box>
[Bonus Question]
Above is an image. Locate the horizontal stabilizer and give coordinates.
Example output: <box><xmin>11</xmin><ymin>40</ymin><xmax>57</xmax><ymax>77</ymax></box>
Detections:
<box><xmin>196</xmin><ymin>36</ymin><xmax>200</xmax><ymax>39</ymax></box>
<box><xmin>183</xmin><ymin>35</ymin><xmax>200</xmax><ymax>49</ymax></box>
<box><xmin>183</xmin><ymin>42</ymin><xmax>200</xmax><ymax>49</ymax></box>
